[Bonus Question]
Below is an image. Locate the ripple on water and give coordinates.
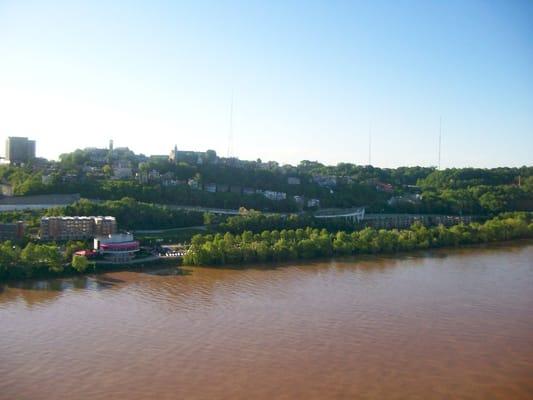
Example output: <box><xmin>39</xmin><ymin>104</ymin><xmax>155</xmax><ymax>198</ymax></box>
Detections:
<box><xmin>0</xmin><ymin>243</ymin><xmax>532</xmax><ymax>400</ymax></box>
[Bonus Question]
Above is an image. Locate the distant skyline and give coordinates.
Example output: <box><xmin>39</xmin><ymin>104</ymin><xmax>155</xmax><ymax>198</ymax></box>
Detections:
<box><xmin>0</xmin><ymin>0</ymin><xmax>532</xmax><ymax>168</ymax></box>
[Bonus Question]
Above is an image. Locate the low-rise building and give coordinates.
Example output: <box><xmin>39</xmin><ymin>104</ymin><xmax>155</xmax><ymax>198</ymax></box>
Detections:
<box><xmin>113</xmin><ymin>167</ymin><xmax>133</xmax><ymax>179</ymax></box>
<box><xmin>62</xmin><ymin>173</ymin><xmax>78</xmax><ymax>183</ymax></box>
<box><xmin>307</xmin><ymin>198</ymin><xmax>321</xmax><ymax>208</ymax></box>
<box><xmin>204</xmin><ymin>183</ymin><xmax>217</xmax><ymax>193</ymax></box>
<box><xmin>162</xmin><ymin>179</ymin><xmax>183</xmax><ymax>187</ymax></box>
<box><xmin>170</xmin><ymin>146</ymin><xmax>218</xmax><ymax>165</ymax></box>
<box><xmin>313</xmin><ymin>175</ymin><xmax>337</xmax><ymax>188</ymax></box>
<box><xmin>41</xmin><ymin>174</ymin><xmax>54</xmax><ymax>185</ymax></box>
<box><xmin>376</xmin><ymin>182</ymin><xmax>394</xmax><ymax>193</ymax></box>
<box><xmin>40</xmin><ymin>216</ymin><xmax>116</xmax><ymax>241</ymax></box>
<box><xmin>85</xmin><ymin>147</ymin><xmax>110</xmax><ymax>164</ymax></box>
<box><xmin>148</xmin><ymin>170</ymin><xmax>161</xmax><ymax>181</ymax></box>
<box><xmin>293</xmin><ymin>195</ymin><xmax>305</xmax><ymax>208</ymax></box>
<box><xmin>387</xmin><ymin>194</ymin><xmax>422</xmax><ymax>206</ymax></box>
<box><xmin>188</xmin><ymin>178</ymin><xmax>200</xmax><ymax>190</ymax></box>
<box><xmin>259</xmin><ymin>190</ymin><xmax>287</xmax><ymax>201</ymax></box>
<box><xmin>288</xmin><ymin>177</ymin><xmax>301</xmax><ymax>185</ymax></box>
<box><xmin>94</xmin><ymin>233</ymin><xmax>140</xmax><ymax>263</ymax></box>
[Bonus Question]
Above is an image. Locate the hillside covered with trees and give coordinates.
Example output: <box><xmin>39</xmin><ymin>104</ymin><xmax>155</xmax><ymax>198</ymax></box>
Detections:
<box><xmin>0</xmin><ymin>147</ymin><xmax>531</xmax><ymax>215</ymax></box>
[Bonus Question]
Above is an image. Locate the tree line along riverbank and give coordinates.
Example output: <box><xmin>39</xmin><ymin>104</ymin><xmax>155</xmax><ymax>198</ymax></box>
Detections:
<box><xmin>1</xmin><ymin>212</ymin><xmax>531</xmax><ymax>280</ymax></box>
<box><xmin>183</xmin><ymin>213</ymin><xmax>533</xmax><ymax>266</ymax></box>
<box><xmin>0</xmin><ymin>239</ymin><xmax>175</xmax><ymax>281</ymax></box>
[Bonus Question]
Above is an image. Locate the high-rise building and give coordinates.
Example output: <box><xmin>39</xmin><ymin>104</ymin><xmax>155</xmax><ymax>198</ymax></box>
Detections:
<box><xmin>5</xmin><ymin>137</ymin><xmax>36</xmax><ymax>164</ymax></box>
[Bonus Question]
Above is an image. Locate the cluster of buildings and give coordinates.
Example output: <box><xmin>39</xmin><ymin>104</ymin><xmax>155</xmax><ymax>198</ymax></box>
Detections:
<box><xmin>169</xmin><ymin>145</ymin><xmax>218</xmax><ymax>165</ymax></box>
<box><xmin>40</xmin><ymin>215</ymin><xmax>139</xmax><ymax>263</ymax></box>
<box><xmin>0</xmin><ymin>138</ymin><xmax>335</xmax><ymax>210</ymax></box>
<box><xmin>186</xmin><ymin>178</ymin><xmax>321</xmax><ymax>207</ymax></box>
<box><xmin>0</xmin><ymin>211</ymin><xmax>140</xmax><ymax>263</ymax></box>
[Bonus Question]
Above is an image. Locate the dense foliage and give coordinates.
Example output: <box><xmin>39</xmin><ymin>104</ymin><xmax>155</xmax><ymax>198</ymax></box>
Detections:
<box><xmin>215</xmin><ymin>210</ymin><xmax>358</xmax><ymax>234</ymax></box>
<box><xmin>0</xmin><ymin>210</ymin><xmax>43</xmax><ymax>230</ymax></box>
<box><xmin>1</xmin><ymin>156</ymin><xmax>530</xmax><ymax>215</ymax></box>
<box><xmin>0</xmin><ymin>240</ymin><xmax>96</xmax><ymax>280</ymax></box>
<box><xmin>184</xmin><ymin>213</ymin><xmax>533</xmax><ymax>266</ymax></box>
<box><xmin>0</xmin><ymin>241</ymin><xmax>62</xmax><ymax>280</ymax></box>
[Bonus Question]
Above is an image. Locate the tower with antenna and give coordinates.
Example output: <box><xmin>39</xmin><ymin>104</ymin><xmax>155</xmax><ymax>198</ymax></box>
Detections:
<box><xmin>438</xmin><ymin>117</ymin><xmax>442</xmax><ymax>170</ymax></box>
<box><xmin>368</xmin><ymin>123</ymin><xmax>372</xmax><ymax>166</ymax></box>
<box><xmin>227</xmin><ymin>92</ymin><xmax>234</xmax><ymax>158</ymax></box>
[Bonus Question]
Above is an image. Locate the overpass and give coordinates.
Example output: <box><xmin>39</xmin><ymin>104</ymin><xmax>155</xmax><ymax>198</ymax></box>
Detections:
<box><xmin>166</xmin><ymin>205</ymin><xmax>242</xmax><ymax>215</ymax></box>
<box><xmin>313</xmin><ymin>207</ymin><xmax>366</xmax><ymax>223</ymax></box>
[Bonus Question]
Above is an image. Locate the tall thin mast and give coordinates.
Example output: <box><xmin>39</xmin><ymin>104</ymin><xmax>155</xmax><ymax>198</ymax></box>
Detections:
<box><xmin>368</xmin><ymin>123</ymin><xmax>372</xmax><ymax>166</ymax></box>
<box><xmin>227</xmin><ymin>92</ymin><xmax>234</xmax><ymax>158</ymax></box>
<box><xmin>438</xmin><ymin>117</ymin><xmax>442</xmax><ymax>170</ymax></box>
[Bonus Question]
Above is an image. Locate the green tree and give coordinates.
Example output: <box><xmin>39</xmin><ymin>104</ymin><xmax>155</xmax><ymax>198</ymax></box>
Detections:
<box><xmin>72</xmin><ymin>255</ymin><xmax>90</xmax><ymax>273</ymax></box>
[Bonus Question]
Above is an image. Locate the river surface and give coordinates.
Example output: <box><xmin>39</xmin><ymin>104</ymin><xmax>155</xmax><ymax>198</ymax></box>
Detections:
<box><xmin>1</xmin><ymin>242</ymin><xmax>532</xmax><ymax>400</ymax></box>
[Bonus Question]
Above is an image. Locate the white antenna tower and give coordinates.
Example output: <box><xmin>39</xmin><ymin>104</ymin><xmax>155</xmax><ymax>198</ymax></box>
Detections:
<box><xmin>438</xmin><ymin>117</ymin><xmax>442</xmax><ymax>170</ymax></box>
<box><xmin>368</xmin><ymin>123</ymin><xmax>372</xmax><ymax>166</ymax></box>
<box><xmin>227</xmin><ymin>92</ymin><xmax>234</xmax><ymax>158</ymax></box>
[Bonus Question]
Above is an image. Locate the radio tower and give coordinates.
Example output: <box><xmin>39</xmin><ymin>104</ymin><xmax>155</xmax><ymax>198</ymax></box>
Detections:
<box><xmin>227</xmin><ymin>92</ymin><xmax>234</xmax><ymax>158</ymax></box>
<box><xmin>368</xmin><ymin>123</ymin><xmax>372</xmax><ymax>166</ymax></box>
<box><xmin>438</xmin><ymin>117</ymin><xmax>442</xmax><ymax>170</ymax></box>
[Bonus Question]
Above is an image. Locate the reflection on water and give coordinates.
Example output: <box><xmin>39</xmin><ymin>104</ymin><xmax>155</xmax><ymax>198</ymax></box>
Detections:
<box><xmin>0</xmin><ymin>242</ymin><xmax>532</xmax><ymax>400</ymax></box>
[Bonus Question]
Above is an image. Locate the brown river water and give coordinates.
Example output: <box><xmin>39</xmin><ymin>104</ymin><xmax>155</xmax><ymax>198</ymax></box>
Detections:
<box><xmin>1</xmin><ymin>242</ymin><xmax>532</xmax><ymax>400</ymax></box>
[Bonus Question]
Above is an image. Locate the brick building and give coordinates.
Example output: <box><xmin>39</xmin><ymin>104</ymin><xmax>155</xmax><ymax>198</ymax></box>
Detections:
<box><xmin>40</xmin><ymin>216</ymin><xmax>116</xmax><ymax>241</ymax></box>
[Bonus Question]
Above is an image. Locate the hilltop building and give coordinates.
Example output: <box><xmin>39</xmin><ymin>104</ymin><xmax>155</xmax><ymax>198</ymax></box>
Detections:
<box><xmin>5</xmin><ymin>137</ymin><xmax>36</xmax><ymax>164</ymax></box>
<box><xmin>169</xmin><ymin>145</ymin><xmax>218</xmax><ymax>165</ymax></box>
<box><xmin>312</xmin><ymin>175</ymin><xmax>337</xmax><ymax>188</ymax></box>
<box><xmin>287</xmin><ymin>177</ymin><xmax>301</xmax><ymax>185</ymax></box>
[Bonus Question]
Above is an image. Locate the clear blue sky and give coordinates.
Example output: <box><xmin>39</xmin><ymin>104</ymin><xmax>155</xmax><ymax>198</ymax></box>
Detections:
<box><xmin>0</xmin><ymin>0</ymin><xmax>531</xmax><ymax>168</ymax></box>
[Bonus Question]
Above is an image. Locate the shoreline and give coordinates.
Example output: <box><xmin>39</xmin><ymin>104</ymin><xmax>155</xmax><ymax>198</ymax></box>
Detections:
<box><xmin>2</xmin><ymin>238</ymin><xmax>531</xmax><ymax>285</ymax></box>
<box><xmin>183</xmin><ymin>237</ymin><xmax>533</xmax><ymax>271</ymax></box>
